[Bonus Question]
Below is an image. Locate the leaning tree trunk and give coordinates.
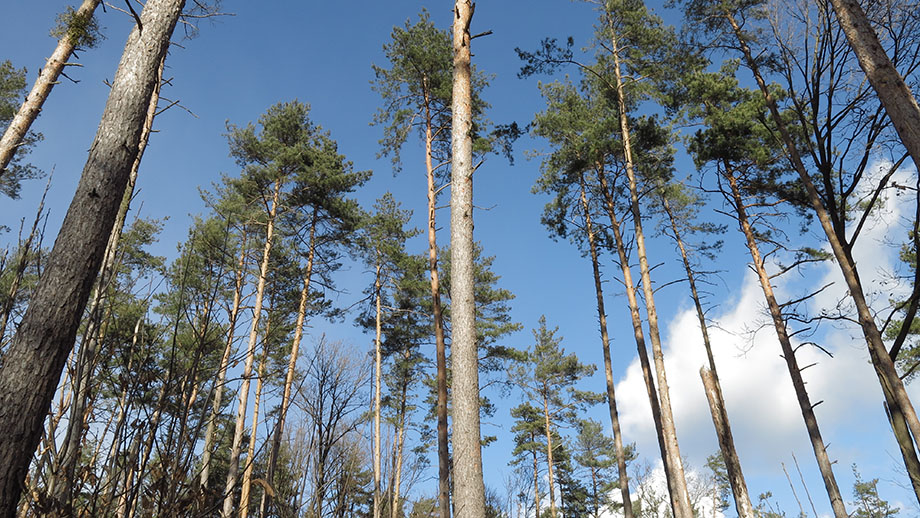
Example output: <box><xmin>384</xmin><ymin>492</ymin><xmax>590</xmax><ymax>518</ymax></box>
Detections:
<box><xmin>596</xmin><ymin>166</ymin><xmax>676</xmax><ymax>507</ymax></box>
<box><xmin>450</xmin><ymin>2</ymin><xmax>486</xmax><ymax>518</ymax></box>
<box><xmin>726</xmin><ymin>9</ymin><xmax>920</xmax><ymax>499</ymax></box>
<box><xmin>0</xmin><ymin>0</ymin><xmax>185</xmax><ymax>514</ymax></box>
<box><xmin>726</xmin><ymin>171</ymin><xmax>847</xmax><ymax>518</ymax></box>
<box><xmin>261</xmin><ymin>207</ymin><xmax>317</xmax><ymax>517</ymax></box>
<box><xmin>828</xmin><ymin>0</ymin><xmax>920</xmax><ymax>173</ymax></box>
<box><xmin>240</xmin><ymin>331</ymin><xmax>271</xmax><ymax>518</ymax></box>
<box><xmin>659</xmin><ymin>191</ymin><xmax>754</xmax><ymax>518</ymax></box>
<box><xmin>610</xmin><ymin>37</ymin><xmax>692</xmax><ymax>518</ymax></box>
<box><xmin>579</xmin><ymin>174</ymin><xmax>633</xmax><ymax>518</ymax></box>
<box><xmin>222</xmin><ymin>180</ymin><xmax>282</xmax><ymax>518</ymax></box>
<box><xmin>49</xmin><ymin>52</ymin><xmax>164</xmax><ymax>517</ymax></box>
<box><xmin>0</xmin><ymin>0</ymin><xmax>103</xmax><ymax>175</ymax></box>
<box><xmin>423</xmin><ymin>91</ymin><xmax>452</xmax><ymax>518</ymax></box>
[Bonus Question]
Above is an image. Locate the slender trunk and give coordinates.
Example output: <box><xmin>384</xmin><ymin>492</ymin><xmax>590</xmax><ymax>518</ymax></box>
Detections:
<box><xmin>424</xmin><ymin>88</ymin><xmax>451</xmax><ymax>518</ymax></box>
<box><xmin>699</xmin><ymin>368</ymin><xmax>755</xmax><ymax>518</ymax></box>
<box><xmin>0</xmin><ymin>0</ymin><xmax>103</xmax><ymax>174</ymax></box>
<box><xmin>727</xmin><ymin>10</ymin><xmax>920</xmax><ymax>483</ymax></box>
<box><xmin>596</xmin><ymin>166</ymin><xmax>675</xmax><ymax>505</ymax></box>
<box><xmin>579</xmin><ymin>174</ymin><xmax>633</xmax><ymax>518</ymax></box>
<box><xmin>240</xmin><ymin>331</ymin><xmax>270</xmax><ymax>518</ymax></box>
<box><xmin>0</xmin><ymin>0</ymin><xmax>185</xmax><ymax>513</ymax></box>
<box><xmin>450</xmin><ymin>3</ymin><xmax>486</xmax><ymax>518</ymax></box>
<box><xmin>828</xmin><ymin>0</ymin><xmax>920</xmax><ymax>173</ymax></box>
<box><xmin>222</xmin><ymin>179</ymin><xmax>282</xmax><ymax>518</ymax></box>
<box><xmin>200</xmin><ymin>238</ymin><xmax>248</xmax><ymax>489</ymax></box>
<box><xmin>726</xmin><ymin>171</ymin><xmax>847</xmax><ymax>518</ymax></box>
<box><xmin>542</xmin><ymin>393</ymin><xmax>557</xmax><ymax>518</ymax></box>
<box><xmin>532</xmin><ymin>432</ymin><xmax>541</xmax><ymax>518</ymax></box>
<box><xmin>262</xmin><ymin>207</ymin><xmax>317</xmax><ymax>518</ymax></box>
<box><xmin>605</xmin><ymin>18</ymin><xmax>692</xmax><ymax>515</ymax></box>
<box><xmin>660</xmin><ymin>192</ymin><xmax>754</xmax><ymax>518</ymax></box>
<box><xmin>391</xmin><ymin>357</ymin><xmax>410</xmax><ymax>518</ymax></box>
<box><xmin>373</xmin><ymin>263</ymin><xmax>383</xmax><ymax>518</ymax></box>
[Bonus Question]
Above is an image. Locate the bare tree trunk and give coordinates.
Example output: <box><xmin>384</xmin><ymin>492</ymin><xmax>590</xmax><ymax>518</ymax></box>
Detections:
<box><xmin>373</xmin><ymin>264</ymin><xmax>383</xmax><ymax>518</ymax></box>
<box><xmin>726</xmin><ymin>171</ymin><xmax>847</xmax><ymax>518</ymax></box>
<box><xmin>726</xmin><ymin>11</ymin><xmax>920</xmax><ymax>481</ymax></box>
<box><xmin>200</xmin><ymin>239</ymin><xmax>248</xmax><ymax>490</ymax></box>
<box><xmin>50</xmin><ymin>52</ymin><xmax>163</xmax><ymax>517</ymax></box>
<box><xmin>596</xmin><ymin>167</ymin><xmax>676</xmax><ymax>507</ymax></box>
<box><xmin>0</xmin><ymin>0</ymin><xmax>102</xmax><ymax>175</ymax></box>
<box><xmin>450</xmin><ymin>3</ymin><xmax>486</xmax><ymax>518</ymax></box>
<box><xmin>391</xmin><ymin>360</ymin><xmax>410</xmax><ymax>518</ymax></box>
<box><xmin>424</xmin><ymin>91</ymin><xmax>451</xmax><ymax>518</ymax></box>
<box><xmin>262</xmin><ymin>207</ymin><xmax>317</xmax><ymax>518</ymax></box>
<box><xmin>579</xmin><ymin>174</ymin><xmax>633</xmax><ymax>518</ymax></box>
<box><xmin>828</xmin><ymin>0</ymin><xmax>920</xmax><ymax>173</ymax></box>
<box><xmin>603</xmin><ymin>10</ymin><xmax>693</xmax><ymax>513</ymax></box>
<box><xmin>223</xmin><ymin>180</ymin><xmax>282</xmax><ymax>518</ymax></box>
<box><xmin>240</xmin><ymin>333</ymin><xmax>270</xmax><ymax>518</ymax></box>
<box><xmin>659</xmin><ymin>192</ymin><xmax>754</xmax><ymax>518</ymax></box>
<box><xmin>532</xmin><ymin>433</ymin><xmax>541</xmax><ymax>518</ymax></box>
<box><xmin>542</xmin><ymin>393</ymin><xmax>558</xmax><ymax>518</ymax></box>
<box><xmin>0</xmin><ymin>0</ymin><xmax>185</xmax><ymax>513</ymax></box>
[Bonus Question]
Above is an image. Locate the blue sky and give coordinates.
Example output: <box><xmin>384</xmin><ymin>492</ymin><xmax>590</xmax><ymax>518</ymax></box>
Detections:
<box><xmin>2</xmin><ymin>1</ymin><xmax>917</xmax><ymax>516</ymax></box>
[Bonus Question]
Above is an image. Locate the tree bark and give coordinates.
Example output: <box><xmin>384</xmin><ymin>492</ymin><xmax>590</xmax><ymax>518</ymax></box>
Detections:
<box><xmin>579</xmin><ymin>174</ymin><xmax>633</xmax><ymax>518</ymax></box>
<box><xmin>726</xmin><ymin>171</ymin><xmax>847</xmax><ymax>518</ymax></box>
<box><xmin>0</xmin><ymin>0</ymin><xmax>103</xmax><ymax>175</ymax></box>
<box><xmin>0</xmin><ymin>0</ymin><xmax>185</xmax><ymax>514</ymax></box>
<box><xmin>222</xmin><ymin>179</ymin><xmax>282</xmax><ymax>518</ymax></box>
<box><xmin>660</xmin><ymin>192</ymin><xmax>754</xmax><ymax>518</ymax></box>
<box><xmin>240</xmin><ymin>331</ymin><xmax>270</xmax><ymax>518</ymax></box>
<box><xmin>450</xmin><ymin>3</ymin><xmax>486</xmax><ymax>518</ymax></box>
<box><xmin>596</xmin><ymin>166</ymin><xmax>676</xmax><ymax>508</ymax></box>
<box><xmin>827</xmin><ymin>0</ymin><xmax>920</xmax><ymax>174</ymax></box>
<box><xmin>373</xmin><ymin>263</ymin><xmax>383</xmax><ymax>518</ymax></box>
<box><xmin>542</xmin><ymin>393</ymin><xmax>558</xmax><ymax>518</ymax></box>
<box><xmin>424</xmin><ymin>89</ymin><xmax>451</xmax><ymax>518</ymax></box>
<box><xmin>726</xmin><ymin>9</ymin><xmax>920</xmax><ymax>500</ymax></box>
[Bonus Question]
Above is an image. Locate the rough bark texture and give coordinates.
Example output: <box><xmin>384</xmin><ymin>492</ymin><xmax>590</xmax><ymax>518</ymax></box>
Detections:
<box><xmin>580</xmin><ymin>175</ymin><xmax>633</xmax><ymax>518</ymax></box>
<box><xmin>727</xmin><ymin>9</ymin><xmax>920</xmax><ymax>492</ymax></box>
<box><xmin>727</xmin><ymin>173</ymin><xmax>847</xmax><ymax>518</ymax></box>
<box><xmin>828</xmin><ymin>0</ymin><xmax>920</xmax><ymax>173</ymax></box>
<box><xmin>0</xmin><ymin>0</ymin><xmax>103</xmax><ymax>175</ymax></box>
<box><xmin>450</xmin><ymin>3</ymin><xmax>486</xmax><ymax>518</ymax></box>
<box><xmin>0</xmin><ymin>1</ymin><xmax>185</xmax><ymax>514</ymax></box>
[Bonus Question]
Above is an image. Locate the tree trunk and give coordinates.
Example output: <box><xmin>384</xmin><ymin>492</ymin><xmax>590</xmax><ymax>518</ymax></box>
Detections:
<box><xmin>532</xmin><ymin>432</ymin><xmax>541</xmax><ymax>518</ymax></box>
<box><xmin>0</xmin><ymin>0</ymin><xmax>103</xmax><ymax>175</ymax></box>
<box><xmin>700</xmin><ymin>368</ymin><xmax>755</xmax><ymax>518</ymax></box>
<box><xmin>450</xmin><ymin>3</ymin><xmax>486</xmax><ymax>518</ymax></box>
<box><xmin>0</xmin><ymin>0</ymin><xmax>185</xmax><ymax>513</ymax></box>
<box><xmin>240</xmin><ymin>332</ymin><xmax>270</xmax><ymax>518</ymax></box>
<box><xmin>262</xmin><ymin>207</ymin><xmax>317</xmax><ymax>517</ymax></box>
<box><xmin>607</xmin><ymin>27</ymin><xmax>692</xmax><ymax>518</ymax></box>
<box><xmin>726</xmin><ymin>171</ymin><xmax>847</xmax><ymax>518</ymax></box>
<box><xmin>828</xmin><ymin>0</ymin><xmax>920</xmax><ymax>174</ymax></box>
<box><xmin>222</xmin><ymin>179</ymin><xmax>282</xmax><ymax>518</ymax></box>
<box><xmin>660</xmin><ymin>192</ymin><xmax>754</xmax><ymax>518</ymax></box>
<box><xmin>579</xmin><ymin>174</ymin><xmax>633</xmax><ymax>518</ymax></box>
<box><xmin>200</xmin><ymin>237</ymin><xmax>247</xmax><ymax>490</ymax></box>
<box><xmin>596</xmin><ymin>166</ymin><xmax>676</xmax><ymax>507</ymax></box>
<box><xmin>424</xmin><ymin>89</ymin><xmax>451</xmax><ymax>518</ymax></box>
<box><xmin>391</xmin><ymin>353</ymin><xmax>410</xmax><ymax>518</ymax></box>
<box><xmin>373</xmin><ymin>263</ymin><xmax>383</xmax><ymax>518</ymax></box>
<box><xmin>542</xmin><ymin>393</ymin><xmax>558</xmax><ymax>518</ymax></box>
